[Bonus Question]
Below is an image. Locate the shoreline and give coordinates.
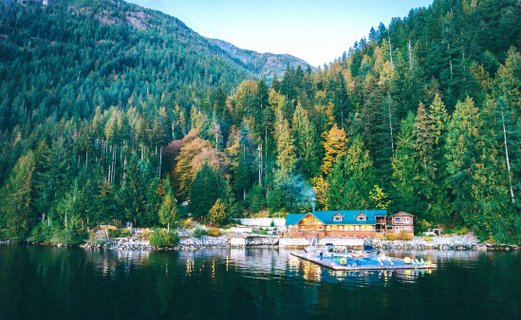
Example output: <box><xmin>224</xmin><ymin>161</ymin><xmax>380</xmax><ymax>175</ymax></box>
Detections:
<box><xmin>2</xmin><ymin>235</ymin><xmax>519</xmax><ymax>252</ymax></box>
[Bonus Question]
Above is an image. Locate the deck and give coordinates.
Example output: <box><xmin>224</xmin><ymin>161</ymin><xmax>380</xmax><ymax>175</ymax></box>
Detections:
<box><xmin>291</xmin><ymin>252</ymin><xmax>438</xmax><ymax>271</ymax></box>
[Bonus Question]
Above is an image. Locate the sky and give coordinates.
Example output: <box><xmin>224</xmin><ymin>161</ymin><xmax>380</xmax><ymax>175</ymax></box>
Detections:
<box><xmin>128</xmin><ymin>0</ymin><xmax>434</xmax><ymax>67</ymax></box>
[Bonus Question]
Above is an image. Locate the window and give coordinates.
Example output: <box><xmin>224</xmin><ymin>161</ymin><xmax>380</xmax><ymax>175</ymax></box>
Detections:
<box><xmin>394</xmin><ymin>217</ymin><xmax>401</xmax><ymax>223</ymax></box>
<box><xmin>356</xmin><ymin>214</ymin><xmax>367</xmax><ymax>222</ymax></box>
<box><xmin>333</xmin><ymin>214</ymin><xmax>344</xmax><ymax>222</ymax></box>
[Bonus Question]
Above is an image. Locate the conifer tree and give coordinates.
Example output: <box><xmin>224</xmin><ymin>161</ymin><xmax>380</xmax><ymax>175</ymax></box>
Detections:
<box><xmin>327</xmin><ymin>137</ymin><xmax>375</xmax><ymax>209</ymax></box>
<box><xmin>292</xmin><ymin>104</ymin><xmax>321</xmax><ymax>178</ymax></box>
<box><xmin>189</xmin><ymin>163</ymin><xmax>224</xmax><ymax>220</ymax></box>
<box><xmin>208</xmin><ymin>199</ymin><xmax>227</xmax><ymax>227</ymax></box>
<box><xmin>320</xmin><ymin>125</ymin><xmax>347</xmax><ymax>176</ymax></box>
<box><xmin>159</xmin><ymin>179</ymin><xmax>177</xmax><ymax>231</ymax></box>
<box><xmin>445</xmin><ymin>97</ymin><xmax>481</xmax><ymax>225</ymax></box>
<box><xmin>0</xmin><ymin>152</ymin><xmax>36</xmax><ymax>240</ymax></box>
<box><xmin>275</xmin><ymin>117</ymin><xmax>296</xmax><ymax>181</ymax></box>
<box><xmin>391</xmin><ymin>113</ymin><xmax>419</xmax><ymax>214</ymax></box>
<box><xmin>117</xmin><ymin>153</ymin><xmax>148</xmax><ymax>226</ymax></box>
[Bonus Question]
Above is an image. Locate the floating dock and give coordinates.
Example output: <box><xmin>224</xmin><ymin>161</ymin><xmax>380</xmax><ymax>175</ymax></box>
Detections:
<box><xmin>291</xmin><ymin>252</ymin><xmax>437</xmax><ymax>271</ymax></box>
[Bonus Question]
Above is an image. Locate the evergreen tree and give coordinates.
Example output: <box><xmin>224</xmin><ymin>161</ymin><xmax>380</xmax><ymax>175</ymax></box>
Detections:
<box><xmin>117</xmin><ymin>153</ymin><xmax>148</xmax><ymax>226</ymax></box>
<box><xmin>292</xmin><ymin>104</ymin><xmax>321</xmax><ymax>178</ymax></box>
<box><xmin>0</xmin><ymin>152</ymin><xmax>36</xmax><ymax>240</ymax></box>
<box><xmin>189</xmin><ymin>163</ymin><xmax>224</xmax><ymax>220</ymax></box>
<box><xmin>159</xmin><ymin>178</ymin><xmax>177</xmax><ymax>231</ymax></box>
<box><xmin>369</xmin><ymin>185</ymin><xmax>391</xmax><ymax>210</ymax></box>
<box><xmin>445</xmin><ymin>97</ymin><xmax>481</xmax><ymax>225</ymax></box>
<box><xmin>275</xmin><ymin>117</ymin><xmax>296</xmax><ymax>181</ymax></box>
<box><xmin>208</xmin><ymin>199</ymin><xmax>227</xmax><ymax>227</ymax></box>
<box><xmin>327</xmin><ymin>137</ymin><xmax>375</xmax><ymax>209</ymax></box>
<box><xmin>320</xmin><ymin>125</ymin><xmax>347</xmax><ymax>176</ymax></box>
<box><xmin>391</xmin><ymin>113</ymin><xmax>420</xmax><ymax>214</ymax></box>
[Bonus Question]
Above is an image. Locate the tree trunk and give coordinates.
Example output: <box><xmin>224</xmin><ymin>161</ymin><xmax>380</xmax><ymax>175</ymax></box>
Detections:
<box><xmin>501</xmin><ymin>110</ymin><xmax>515</xmax><ymax>203</ymax></box>
<box><xmin>388</xmin><ymin>29</ymin><xmax>394</xmax><ymax>68</ymax></box>
<box><xmin>387</xmin><ymin>93</ymin><xmax>395</xmax><ymax>154</ymax></box>
<box><xmin>159</xmin><ymin>145</ymin><xmax>163</xmax><ymax>179</ymax></box>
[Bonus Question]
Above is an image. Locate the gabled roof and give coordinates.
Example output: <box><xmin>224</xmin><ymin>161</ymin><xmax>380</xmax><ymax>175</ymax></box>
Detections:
<box><xmin>391</xmin><ymin>211</ymin><xmax>414</xmax><ymax>217</ymax></box>
<box><xmin>285</xmin><ymin>213</ymin><xmax>307</xmax><ymax>226</ymax></box>
<box><xmin>285</xmin><ymin>210</ymin><xmax>387</xmax><ymax>226</ymax></box>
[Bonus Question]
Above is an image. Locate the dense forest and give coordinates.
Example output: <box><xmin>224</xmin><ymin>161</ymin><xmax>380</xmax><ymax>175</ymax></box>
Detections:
<box><xmin>0</xmin><ymin>0</ymin><xmax>520</xmax><ymax>244</ymax></box>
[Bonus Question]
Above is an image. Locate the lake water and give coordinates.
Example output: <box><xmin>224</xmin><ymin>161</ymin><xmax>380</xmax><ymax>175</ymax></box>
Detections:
<box><xmin>0</xmin><ymin>246</ymin><xmax>520</xmax><ymax>320</ymax></box>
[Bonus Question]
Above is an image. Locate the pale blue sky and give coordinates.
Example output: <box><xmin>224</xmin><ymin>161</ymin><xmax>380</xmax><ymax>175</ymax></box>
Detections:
<box><xmin>128</xmin><ymin>0</ymin><xmax>433</xmax><ymax>67</ymax></box>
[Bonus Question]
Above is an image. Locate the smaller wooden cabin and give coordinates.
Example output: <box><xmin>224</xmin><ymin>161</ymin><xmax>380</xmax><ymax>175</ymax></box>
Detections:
<box><xmin>386</xmin><ymin>211</ymin><xmax>414</xmax><ymax>234</ymax></box>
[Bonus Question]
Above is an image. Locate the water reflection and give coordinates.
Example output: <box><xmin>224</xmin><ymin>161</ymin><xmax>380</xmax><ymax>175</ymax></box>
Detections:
<box><xmin>29</xmin><ymin>246</ymin><xmax>496</xmax><ymax>287</ymax></box>
<box><xmin>1</xmin><ymin>246</ymin><xmax>520</xmax><ymax>320</ymax></box>
<box><xmin>75</xmin><ymin>248</ymin><xmax>494</xmax><ymax>286</ymax></box>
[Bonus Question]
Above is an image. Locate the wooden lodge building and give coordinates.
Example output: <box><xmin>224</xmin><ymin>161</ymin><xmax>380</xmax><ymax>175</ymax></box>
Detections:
<box><xmin>284</xmin><ymin>210</ymin><xmax>414</xmax><ymax>239</ymax></box>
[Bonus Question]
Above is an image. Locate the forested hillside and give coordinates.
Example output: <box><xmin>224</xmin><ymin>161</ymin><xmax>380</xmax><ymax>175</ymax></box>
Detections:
<box><xmin>0</xmin><ymin>0</ymin><xmax>520</xmax><ymax>244</ymax></box>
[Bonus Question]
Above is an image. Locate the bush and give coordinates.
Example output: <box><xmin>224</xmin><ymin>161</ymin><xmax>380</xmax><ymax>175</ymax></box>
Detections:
<box><xmin>424</xmin><ymin>236</ymin><xmax>432</xmax><ymax>242</ymax></box>
<box><xmin>253</xmin><ymin>228</ymin><xmax>268</xmax><ymax>235</ymax></box>
<box><xmin>456</xmin><ymin>227</ymin><xmax>469</xmax><ymax>235</ymax></box>
<box><xmin>417</xmin><ymin>219</ymin><xmax>432</xmax><ymax>233</ymax></box>
<box><xmin>149</xmin><ymin>229</ymin><xmax>179</xmax><ymax>247</ymax></box>
<box><xmin>385</xmin><ymin>234</ymin><xmax>398</xmax><ymax>240</ymax></box>
<box><xmin>206</xmin><ymin>227</ymin><xmax>222</xmax><ymax>237</ymax></box>
<box><xmin>108</xmin><ymin>228</ymin><xmax>132</xmax><ymax>238</ymax></box>
<box><xmin>31</xmin><ymin>220</ymin><xmax>88</xmax><ymax>245</ymax></box>
<box><xmin>193</xmin><ymin>228</ymin><xmax>207</xmax><ymax>239</ymax></box>
<box><xmin>444</xmin><ymin>226</ymin><xmax>469</xmax><ymax>235</ymax></box>
<box><xmin>181</xmin><ymin>218</ymin><xmax>194</xmax><ymax>230</ymax></box>
<box><xmin>402</xmin><ymin>233</ymin><xmax>414</xmax><ymax>241</ymax></box>
<box><xmin>52</xmin><ymin>227</ymin><xmax>89</xmax><ymax>246</ymax></box>
<box><xmin>30</xmin><ymin>222</ymin><xmax>54</xmax><ymax>243</ymax></box>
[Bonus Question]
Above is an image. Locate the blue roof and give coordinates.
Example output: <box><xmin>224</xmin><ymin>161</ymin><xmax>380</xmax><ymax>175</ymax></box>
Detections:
<box><xmin>285</xmin><ymin>213</ymin><xmax>307</xmax><ymax>226</ymax></box>
<box><xmin>285</xmin><ymin>210</ymin><xmax>387</xmax><ymax>226</ymax></box>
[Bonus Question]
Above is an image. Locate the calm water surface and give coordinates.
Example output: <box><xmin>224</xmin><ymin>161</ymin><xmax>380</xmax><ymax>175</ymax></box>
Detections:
<box><xmin>0</xmin><ymin>246</ymin><xmax>520</xmax><ymax>320</ymax></box>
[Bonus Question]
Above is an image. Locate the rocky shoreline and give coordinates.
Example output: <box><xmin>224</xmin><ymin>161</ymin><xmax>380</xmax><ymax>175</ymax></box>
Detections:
<box><xmin>369</xmin><ymin>235</ymin><xmax>486</xmax><ymax>251</ymax></box>
<box><xmin>3</xmin><ymin>234</ymin><xmax>519</xmax><ymax>251</ymax></box>
<box><xmin>79</xmin><ymin>235</ymin><xmax>280</xmax><ymax>251</ymax></box>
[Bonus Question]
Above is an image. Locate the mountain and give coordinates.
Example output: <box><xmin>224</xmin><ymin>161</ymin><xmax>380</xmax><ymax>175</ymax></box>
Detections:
<box><xmin>0</xmin><ymin>0</ymin><xmax>311</xmax><ymax>129</ymax></box>
<box><xmin>4</xmin><ymin>0</ymin><xmax>311</xmax><ymax>79</ymax></box>
<box><xmin>209</xmin><ymin>38</ymin><xmax>314</xmax><ymax>79</ymax></box>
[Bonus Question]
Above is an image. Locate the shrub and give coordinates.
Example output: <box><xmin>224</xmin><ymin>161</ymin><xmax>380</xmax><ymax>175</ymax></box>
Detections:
<box><xmin>108</xmin><ymin>228</ymin><xmax>132</xmax><ymax>238</ymax></box>
<box><xmin>206</xmin><ymin>227</ymin><xmax>222</xmax><ymax>237</ymax></box>
<box><xmin>52</xmin><ymin>227</ymin><xmax>89</xmax><ymax>245</ymax></box>
<box><xmin>445</xmin><ymin>226</ymin><xmax>469</xmax><ymax>235</ymax></box>
<box><xmin>402</xmin><ymin>233</ymin><xmax>414</xmax><ymax>241</ymax></box>
<box><xmin>31</xmin><ymin>219</ymin><xmax>88</xmax><ymax>245</ymax></box>
<box><xmin>456</xmin><ymin>227</ymin><xmax>469</xmax><ymax>236</ymax></box>
<box><xmin>30</xmin><ymin>222</ymin><xmax>54</xmax><ymax>243</ymax></box>
<box><xmin>181</xmin><ymin>218</ymin><xmax>194</xmax><ymax>230</ymax></box>
<box><xmin>253</xmin><ymin>228</ymin><xmax>268</xmax><ymax>235</ymax></box>
<box><xmin>424</xmin><ymin>236</ymin><xmax>432</xmax><ymax>242</ymax></box>
<box><xmin>385</xmin><ymin>234</ymin><xmax>398</xmax><ymax>241</ymax></box>
<box><xmin>417</xmin><ymin>219</ymin><xmax>432</xmax><ymax>233</ymax></box>
<box><xmin>149</xmin><ymin>229</ymin><xmax>179</xmax><ymax>247</ymax></box>
<box><xmin>193</xmin><ymin>228</ymin><xmax>207</xmax><ymax>239</ymax></box>
<box><xmin>136</xmin><ymin>228</ymin><xmax>152</xmax><ymax>241</ymax></box>
<box><xmin>208</xmin><ymin>199</ymin><xmax>228</xmax><ymax>227</ymax></box>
